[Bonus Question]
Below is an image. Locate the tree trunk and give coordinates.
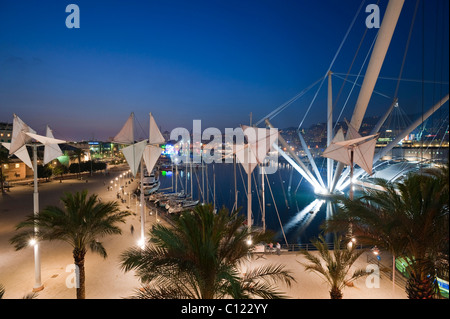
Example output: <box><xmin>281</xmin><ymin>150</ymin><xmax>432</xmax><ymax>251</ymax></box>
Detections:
<box><xmin>329</xmin><ymin>286</ymin><xmax>343</xmax><ymax>299</ymax></box>
<box><xmin>73</xmin><ymin>249</ymin><xmax>86</xmax><ymax>299</ymax></box>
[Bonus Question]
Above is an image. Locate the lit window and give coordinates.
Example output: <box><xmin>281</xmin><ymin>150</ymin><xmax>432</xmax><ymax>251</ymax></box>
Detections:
<box><xmin>15</xmin><ymin>163</ymin><xmax>20</xmax><ymax>168</ymax></box>
<box><xmin>3</xmin><ymin>164</ymin><xmax>8</xmax><ymax>169</ymax></box>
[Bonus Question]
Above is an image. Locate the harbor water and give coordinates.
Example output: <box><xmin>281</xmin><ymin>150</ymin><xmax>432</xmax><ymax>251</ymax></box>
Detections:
<box><xmin>157</xmin><ymin>159</ymin><xmax>336</xmax><ymax>246</ymax></box>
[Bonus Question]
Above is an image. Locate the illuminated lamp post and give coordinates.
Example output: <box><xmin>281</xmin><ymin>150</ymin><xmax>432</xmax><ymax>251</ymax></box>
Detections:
<box><xmin>372</xmin><ymin>246</ymin><xmax>380</xmax><ymax>268</ymax></box>
<box><xmin>2</xmin><ymin>115</ymin><xmax>65</xmax><ymax>292</ymax></box>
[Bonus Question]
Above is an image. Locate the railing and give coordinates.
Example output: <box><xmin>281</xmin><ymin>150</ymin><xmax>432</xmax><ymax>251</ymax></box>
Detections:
<box><xmin>366</xmin><ymin>254</ymin><xmax>408</xmax><ymax>290</ymax></box>
<box><xmin>278</xmin><ymin>242</ymin><xmax>365</xmax><ymax>252</ymax></box>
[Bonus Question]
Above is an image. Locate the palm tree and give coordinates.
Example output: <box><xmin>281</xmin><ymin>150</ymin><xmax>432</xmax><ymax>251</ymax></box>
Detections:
<box><xmin>71</xmin><ymin>148</ymin><xmax>85</xmax><ymax>179</ymax></box>
<box><xmin>10</xmin><ymin>190</ymin><xmax>130</xmax><ymax>299</ymax></box>
<box><xmin>325</xmin><ymin>169</ymin><xmax>449</xmax><ymax>299</ymax></box>
<box><xmin>425</xmin><ymin>163</ymin><xmax>449</xmax><ymax>203</ymax></box>
<box><xmin>120</xmin><ymin>204</ymin><xmax>295</xmax><ymax>299</ymax></box>
<box><xmin>299</xmin><ymin>234</ymin><xmax>368</xmax><ymax>299</ymax></box>
<box><xmin>53</xmin><ymin>164</ymin><xmax>68</xmax><ymax>183</ymax></box>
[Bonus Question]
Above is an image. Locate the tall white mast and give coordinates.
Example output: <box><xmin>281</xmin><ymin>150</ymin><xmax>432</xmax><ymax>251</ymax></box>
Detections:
<box><xmin>139</xmin><ymin>157</ymin><xmax>145</xmax><ymax>247</ymax></box>
<box><xmin>5</xmin><ymin>114</ymin><xmax>65</xmax><ymax>292</ymax></box>
<box><xmin>32</xmin><ymin>144</ymin><xmax>42</xmax><ymax>292</ymax></box>
<box><xmin>247</xmin><ymin>161</ymin><xmax>252</xmax><ymax>230</ymax></box>
<box><xmin>261</xmin><ymin>164</ymin><xmax>265</xmax><ymax>232</ymax></box>
<box><xmin>331</xmin><ymin>0</ymin><xmax>405</xmax><ymax>192</ymax></box>
<box><xmin>327</xmin><ymin>71</ymin><xmax>334</xmax><ymax>192</ymax></box>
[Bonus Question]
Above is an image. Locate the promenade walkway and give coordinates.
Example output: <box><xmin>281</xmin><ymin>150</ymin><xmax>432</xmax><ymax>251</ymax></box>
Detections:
<box><xmin>0</xmin><ymin>166</ymin><xmax>407</xmax><ymax>299</ymax></box>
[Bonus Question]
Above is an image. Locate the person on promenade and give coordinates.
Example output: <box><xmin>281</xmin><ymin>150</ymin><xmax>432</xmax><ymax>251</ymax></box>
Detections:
<box><xmin>276</xmin><ymin>242</ymin><xmax>281</xmax><ymax>256</ymax></box>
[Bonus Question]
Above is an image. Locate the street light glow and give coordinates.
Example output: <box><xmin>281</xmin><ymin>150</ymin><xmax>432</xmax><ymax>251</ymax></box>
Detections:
<box><xmin>372</xmin><ymin>246</ymin><xmax>380</xmax><ymax>255</ymax></box>
<box><xmin>137</xmin><ymin>237</ymin><xmax>145</xmax><ymax>249</ymax></box>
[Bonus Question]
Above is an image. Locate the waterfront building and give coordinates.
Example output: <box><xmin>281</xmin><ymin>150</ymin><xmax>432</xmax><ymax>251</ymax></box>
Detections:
<box><xmin>0</xmin><ymin>122</ymin><xmax>12</xmax><ymax>143</ymax></box>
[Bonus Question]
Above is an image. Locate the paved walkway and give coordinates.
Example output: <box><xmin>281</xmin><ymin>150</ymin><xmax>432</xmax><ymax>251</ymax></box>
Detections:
<box><xmin>0</xmin><ymin>166</ymin><xmax>407</xmax><ymax>299</ymax></box>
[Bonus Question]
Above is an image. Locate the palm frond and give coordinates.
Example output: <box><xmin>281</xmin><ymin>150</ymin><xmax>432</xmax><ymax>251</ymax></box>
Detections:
<box><xmin>120</xmin><ymin>203</ymin><xmax>294</xmax><ymax>299</ymax></box>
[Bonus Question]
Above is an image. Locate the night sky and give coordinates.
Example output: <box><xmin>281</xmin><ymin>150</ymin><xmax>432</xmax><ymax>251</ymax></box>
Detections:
<box><xmin>0</xmin><ymin>0</ymin><xmax>448</xmax><ymax>141</ymax></box>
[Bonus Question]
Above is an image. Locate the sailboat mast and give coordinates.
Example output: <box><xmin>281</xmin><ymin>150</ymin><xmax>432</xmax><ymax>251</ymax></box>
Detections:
<box><xmin>140</xmin><ymin>157</ymin><xmax>145</xmax><ymax>245</ymax></box>
<box><xmin>261</xmin><ymin>164</ymin><xmax>265</xmax><ymax>232</ymax></box>
<box><xmin>247</xmin><ymin>162</ymin><xmax>252</xmax><ymax>230</ymax></box>
<box><xmin>202</xmin><ymin>160</ymin><xmax>205</xmax><ymax>204</ymax></box>
<box><xmin>234</xmin><ymin>153</ymin><xmax>237</xmax><ymax>211</ymax></box>
<box><xmin>349</xmin><ymin>149</ymin><xmax>354</xmax><ymax>201</ymax></box>
<box><xmin>175</xmin><ymin>162</ymin><xmax>178</xmax><ymax>193</ymax></box>
<box><xmin>213</xmin><ymin>163</ymin><xmax>216</xmax><ymax>211</ymax></box>
<box><xmin>206</xmin><ymin>163</ymin><xmax>209</xmax><ymax>203</ymax></box>
<box><xmin>190</xmin><ymin>156</ymin><xmax>193</xmax><ymax>198</ymax></box>
<box><xmin>247</xmin><ymin>114</ymin><xmax>252</xmax><ymax>230</ymax></box>
<box><xmin>185</xmin><ymin>154</ymin><xmax>188</xmax><ymax>195</ymax></box>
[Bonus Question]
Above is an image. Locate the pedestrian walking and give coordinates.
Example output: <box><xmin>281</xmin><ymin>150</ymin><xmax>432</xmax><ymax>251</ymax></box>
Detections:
<box><xmin>276</xmin><ymin>242</ymin><xmax>281</xmax><ymax>256</ymax></box>
<box><xmin>269</xmin><ymin>242</ymin><xmax>273</xmax><ymax>254</ymax></box>
<box><xmin>130</xmin><ymin>225</ymin><xmax>134</xmax><ymax>235</ymax></box>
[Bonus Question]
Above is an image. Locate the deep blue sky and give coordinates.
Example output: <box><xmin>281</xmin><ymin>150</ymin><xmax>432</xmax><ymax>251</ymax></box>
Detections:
<box><xmin>0</xmin><ymin>0</ymin><xmax>448</xmax><ymax>141</ymax></box>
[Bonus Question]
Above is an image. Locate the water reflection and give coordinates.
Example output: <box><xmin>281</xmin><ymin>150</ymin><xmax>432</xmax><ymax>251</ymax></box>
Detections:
<box><xmin>157</xmin><ymin>161</ymin><xmax>336</xmax><ymax>244</ymax></box>
<box><xmin>281</xmin><ymin>199</ymin><xmax>324</xmax><ymax>234</ymax></box>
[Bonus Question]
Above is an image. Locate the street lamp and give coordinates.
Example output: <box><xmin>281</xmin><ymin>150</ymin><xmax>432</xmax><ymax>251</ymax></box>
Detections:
<box><xmin>4</xmin><ymin>115</ymin><xmax>65</xmax><ymax>292</ymax></box>
<box><xmin>347</xmin><ymin>237</ymin><xmax>356</xmax><ymax>249</ymax></box>
<box><xmin>372</xmin><ymin>246</ymin><xmax>380</xmax><ymax>256</ymax></box>
<box><xmin>372</xmin><ymin>246</ymin><xmax>380</xmax><ymax>268</ymax></box>
<box><xmin>137</xmin><ymin>237</ymin><xmax>145</xmax><ymax>250</ymax></box>
<box><xmin>29</xmin><ymin>238</ymin><xmax>37</xmax><ymax>247</ymax></box>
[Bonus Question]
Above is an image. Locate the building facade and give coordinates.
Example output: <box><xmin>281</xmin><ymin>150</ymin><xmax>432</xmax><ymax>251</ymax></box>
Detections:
<box><xmin>0</xmin><ymin>122</ymin><xmax>12</xmax><ymax>143</ymax></box>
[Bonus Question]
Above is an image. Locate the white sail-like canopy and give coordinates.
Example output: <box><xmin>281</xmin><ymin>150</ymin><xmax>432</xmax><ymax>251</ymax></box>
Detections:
<box><xmin>9</xmin><ymin>114</ymin><xmax>36</xmax><ymax>155</ymax></box>
<box><xmin>143</xmin><ymin>145</ymin><xmax>163</xmax><ymax>174</ymax></box>
<box><xmin>25</xmin><ymin>132</ymin><xmax>66</xmax><ymax>146</ymax></box>
<box><xmin>1</xmin><ymin>143</ymin><xmax>33</xmax><ymax>170</ymax></box>
<box><xmin>149</xmin><ymin>113</ymin><xmax>165</xmax><ymax>145</ymax></box>
<box><xmin>241</xmin><ymin>125</ymin><xmax>278</xmax><ymax>165</ymax></box>
<box><xmin>6</xmin><ymin>115</ymin><xmax>66</xmax><ymax>169</ymax></box>
<box><xmin>322</xmin><ymin>128</ymin><xmax>346</xmax><ymax>161</ymax></box>
<box><xmin>113</xmin><ymin>113</ymin><xmax>135</xmax><ymax>144</ymax></box>
<box><xmin>235</xmin><ymin>143</ymin><xmax>258</xmax><ymax>175</ymax></box>
<box><xmin>145</xmin><ymin>113</ymin><xmax>165</xmax><ymax>174</ymax></box>
<box><xmin>350</xmin><ymin>137</ymin><xmax>377</xmax><ymax>176</ymax></box>
<box><xmin>121</xmin><ymin>139</ymin><xmax>148</xmax><ymax>177</ymax></box>
<box><xmin>114</xmin><ymin>113</ymin><xmax>165</xmax><ymax>177</ymax></box>
<box><xmin>323</xmin><ymin>126</ymin><xmax>378</xmax><ymax>176</ymax></box>
<box><xmin>43</xmin><ymin>126</ymin><xmax>64</xmax><ymax>165</ymax></box>
<box><xmin>234</xmin><ymin>126</ymin><xmax>278</xmax><ymax>174</ymax></box>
